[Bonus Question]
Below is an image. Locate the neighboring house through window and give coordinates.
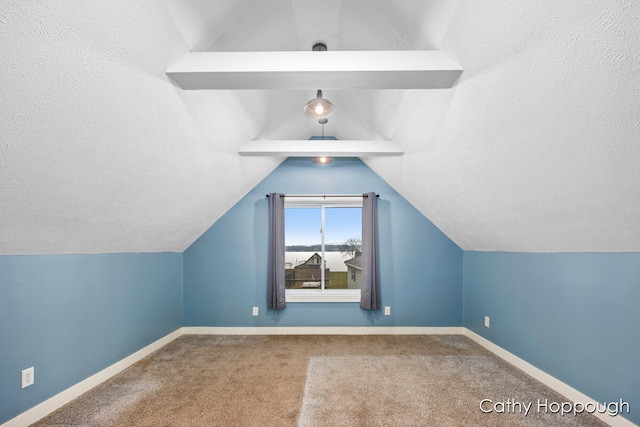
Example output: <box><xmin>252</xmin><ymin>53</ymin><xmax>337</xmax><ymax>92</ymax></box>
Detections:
<box><xmin>344</xmin><ymin>254</ymin><xmax>362</xmax><ymax>289</ymax></box>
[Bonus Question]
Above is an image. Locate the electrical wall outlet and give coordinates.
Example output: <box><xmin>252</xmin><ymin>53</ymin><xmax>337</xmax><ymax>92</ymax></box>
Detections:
<box><xmin>21</xmin><ymin>367</ymin><xmax>34</xmax><ymax>389</ymax></box>
<box><xmin>252</xmin><ymin>307</ymin><xmax>259</xmax><ymax>316</ymax></box>
<box><xmin>484</xmin><ymin>316</ymin><xmax>490</xmax><ymax>328</ymax></box>
<box><xmin>384</xmin><ymin>306</ymin><xmax>391</xmax><ymax>316</ymax></box>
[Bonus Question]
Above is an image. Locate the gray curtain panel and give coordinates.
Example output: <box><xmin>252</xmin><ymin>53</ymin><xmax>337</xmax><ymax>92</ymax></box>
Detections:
<box><xmin>268</xmin><ymin>193</ymin><xmax>286</xmax><ymax>310</ymax></box>
<box><xmin>360</xmin><ymin>192</ymin><xmax>380</xmax><ymax>310</ymax></box>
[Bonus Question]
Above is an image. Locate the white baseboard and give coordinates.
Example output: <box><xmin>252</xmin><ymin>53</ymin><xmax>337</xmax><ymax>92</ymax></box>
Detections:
<box><xmin>1</xmin><ymin>328</ymin><xmax>183</xmax><ymax>427</ymax></box>
<box><xmin>4</xmin><ymin>326</ymin><xmax>635</xmax><ymax>427</ymax></box>
<box><xmin>182</xmin><ymin>326</ymin><xmax>465</xmax><ymax>335</ymax></box>
<box><xmin>464</xmin><ymin>329</ymin><xmax>637</xmax><ymax>427</ymax></box>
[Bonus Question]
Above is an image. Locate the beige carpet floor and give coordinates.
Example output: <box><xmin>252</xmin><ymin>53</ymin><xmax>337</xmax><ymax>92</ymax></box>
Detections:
<box><xmin>32</xmin><ymin>335</ymin><xmax>609</xmax><ymax>427</ymax></box>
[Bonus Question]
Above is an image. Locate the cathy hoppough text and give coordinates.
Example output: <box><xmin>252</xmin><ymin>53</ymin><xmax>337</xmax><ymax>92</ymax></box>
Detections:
<box><xmin>479</xmin><ymin>399</ymin><xmax>630</xmax><ymax>417</ymax></box>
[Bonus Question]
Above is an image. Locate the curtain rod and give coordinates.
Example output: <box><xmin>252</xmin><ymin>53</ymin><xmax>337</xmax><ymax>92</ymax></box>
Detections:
<box><xmin>266</xmin><ymin>193</ymin><xmax>379</xmax><ymax>198</ymax></box>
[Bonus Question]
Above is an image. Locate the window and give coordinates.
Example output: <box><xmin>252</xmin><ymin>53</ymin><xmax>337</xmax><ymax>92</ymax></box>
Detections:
<box><xmin>284</xmin><ymin>197</ymin><xmax>362</xmax><ymax>302</ymax></box>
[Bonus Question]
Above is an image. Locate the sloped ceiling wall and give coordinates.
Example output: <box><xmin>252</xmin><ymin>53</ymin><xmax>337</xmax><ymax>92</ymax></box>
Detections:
<box><xmin>1</xmin><ymin>0</ymin><xmax>639</xmax><ymax>255</ymax></box>
<box><xmin>357</xmin><ymin>1</ymin><xmax>640</xmax><ymax>252</ymax></box>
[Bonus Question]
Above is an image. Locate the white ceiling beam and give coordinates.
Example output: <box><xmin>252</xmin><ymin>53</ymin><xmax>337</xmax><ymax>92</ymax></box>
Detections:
<box><xmin>238</xmin><ymin>140</ymin><xmax>403</xmax><ymax>157</ymax></box>
<box><xmin>167</xmin><ymin>51</ymin><xmax>462</xmax><ymax>90</ymax></box>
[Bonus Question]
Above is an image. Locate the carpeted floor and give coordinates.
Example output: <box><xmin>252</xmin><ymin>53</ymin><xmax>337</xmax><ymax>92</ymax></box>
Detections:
<box><xmin>32</xmin><ymin>335</ymin><xmax>609</xmax><ymax>426</ymax></box>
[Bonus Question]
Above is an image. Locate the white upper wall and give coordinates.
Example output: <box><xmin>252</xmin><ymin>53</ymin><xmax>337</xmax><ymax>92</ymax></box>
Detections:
<box><xmin>1</xmin><ymin>0</ymin><xmax>638</xmax><ymax>254</ymax></box>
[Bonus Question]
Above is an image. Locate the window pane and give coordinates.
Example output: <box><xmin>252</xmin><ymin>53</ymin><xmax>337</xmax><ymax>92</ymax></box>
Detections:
<box><xmin>324</xmin><ymin>207</ymin><xmax>362</xmax><ymax>289</ymax></box>
<box><xmin>284</xmin><ymin>207</ymin><xmax>324</xmax><ymax>289</ymax></box>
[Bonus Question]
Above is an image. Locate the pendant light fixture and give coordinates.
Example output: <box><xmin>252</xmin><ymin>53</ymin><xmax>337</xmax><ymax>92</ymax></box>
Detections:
<box><xmin>312</xmin><ymin>156</ymin><xmax>333</xmax><ymax>164</ymax></box>
<box><xmin>312</xmin><ymin>117</ymin><xmax>333</xmax><ymax>164</ymax></box>
<box><xmin>303</xmin><ymin>43</ymin><xmax>335</xmax><ymax>119</ymax></box>
<box><xmin>304</xmin><ymin>89</ymin><xmax>336</xmax><ymax>119</ymax></box>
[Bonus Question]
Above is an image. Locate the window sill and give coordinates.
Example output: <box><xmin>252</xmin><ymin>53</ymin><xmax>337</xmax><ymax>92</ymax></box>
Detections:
<box><xmin>285</xmin><ymin>289</ymin><xmax>361</xmax><ymax>303</ymax></box>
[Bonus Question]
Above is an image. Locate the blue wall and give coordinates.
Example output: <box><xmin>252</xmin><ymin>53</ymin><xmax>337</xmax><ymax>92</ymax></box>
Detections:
<box><xmin>183</xmin><ymin>158</ymin><xmax>463</xmax><ymax>327</ymax></box>
<box><xmin>0</xmin><ymin>252</ymin><xmax>183</xmax><ymax>424</ymax></box>
<box><xmin>4</xmin><ymin>157</ymin><xmax>636</xmax><ymax>425</ymax></box>
<box><xmin>464</xmin><ymin>251</ymin><xmax>640</xmax><ymax>425</ymax></box>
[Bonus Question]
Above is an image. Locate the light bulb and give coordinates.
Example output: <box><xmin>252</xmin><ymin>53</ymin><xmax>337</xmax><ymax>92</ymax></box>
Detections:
<box><xmin>312</xmin><ymin>156</ymin><xmax>333</xmax><ymax>165</ymax></box>
<box><xmin>314</xmin><ymin>104</ymin><xmax>324</xmax><ymax>115</ymax></box>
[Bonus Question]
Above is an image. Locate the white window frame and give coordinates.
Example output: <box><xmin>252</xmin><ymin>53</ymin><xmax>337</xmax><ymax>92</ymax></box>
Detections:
<box><xmin>285</xmin><ymin>196</ymin><xmax>362</xmax><ymax>303</ymax></box>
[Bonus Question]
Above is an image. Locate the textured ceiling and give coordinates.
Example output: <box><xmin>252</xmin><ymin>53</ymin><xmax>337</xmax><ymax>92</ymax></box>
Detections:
<box><xmin>1</xmin><ymin>0</ymin><xmax>639</xmax><ymax>255</ymax></box>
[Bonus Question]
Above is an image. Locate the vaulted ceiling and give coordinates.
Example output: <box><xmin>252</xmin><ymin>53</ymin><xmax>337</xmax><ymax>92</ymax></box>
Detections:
<box><xmin>1</xmin><ymin>0</ymin><xmax>639</xmax><ymax>255</ymax></box>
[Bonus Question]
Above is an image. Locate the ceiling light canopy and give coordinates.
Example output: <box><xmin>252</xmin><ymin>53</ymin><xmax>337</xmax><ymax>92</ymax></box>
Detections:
<box><xmin>304</xmin><ymin>90</ymin><xmax>335</xmax><ymax>119</ymax></box>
